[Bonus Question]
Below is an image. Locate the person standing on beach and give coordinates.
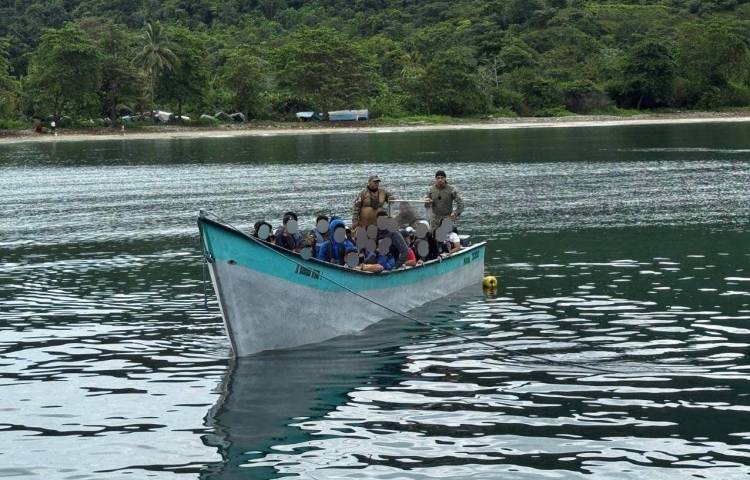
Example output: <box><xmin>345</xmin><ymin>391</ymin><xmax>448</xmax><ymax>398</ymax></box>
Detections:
<box><xmin>352</xmin><ymin>175</ymin><xmax>395</xmax><ymax>230</ymax></box>
<box><xmin>425</xmin><ymin>169</ymin><xmax>464</xmax><ymax>228</ymax></box>
<box><xmin>50</xmin><ymin>119</ymin><xmax>57</xmax><ymax>136</ymax></box>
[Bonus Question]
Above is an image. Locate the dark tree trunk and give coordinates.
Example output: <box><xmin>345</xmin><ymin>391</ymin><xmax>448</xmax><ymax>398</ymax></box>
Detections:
<box><xmin>110</xmin><ymin>93</ymin><xmax>118</xmax><ymax>128</ymax></box>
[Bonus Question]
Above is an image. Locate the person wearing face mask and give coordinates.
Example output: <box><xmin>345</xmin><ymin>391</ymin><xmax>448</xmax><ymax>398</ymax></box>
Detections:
<box><xmin>425</xmin><ymin>170</ymin><xmax>464</xmax><ymax>229</ymax></box>
<box><xmin>352</xmin><ymin>175</ymin><xmax>395</xmax><ymax>230</ymax></box>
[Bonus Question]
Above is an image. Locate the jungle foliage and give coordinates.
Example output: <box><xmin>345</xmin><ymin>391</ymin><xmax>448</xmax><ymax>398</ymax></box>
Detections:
<box><xmin>2</xmin><ymin>0</ymin><xmax>750</xmax><ymax>125</ymax></box>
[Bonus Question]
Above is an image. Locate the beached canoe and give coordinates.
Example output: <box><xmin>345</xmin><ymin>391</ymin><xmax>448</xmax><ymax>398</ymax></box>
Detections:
<box><xmin>198</xmin><ymin>213</ymin><xmax>486</xmax><ymax>357</ymax></box>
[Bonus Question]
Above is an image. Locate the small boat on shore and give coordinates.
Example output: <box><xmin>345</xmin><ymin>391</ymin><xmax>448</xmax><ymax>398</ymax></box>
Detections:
<box><xmin>198</xmin><ymin>212</ymin><xmax>486</xmax><ymax>357</ymax></box>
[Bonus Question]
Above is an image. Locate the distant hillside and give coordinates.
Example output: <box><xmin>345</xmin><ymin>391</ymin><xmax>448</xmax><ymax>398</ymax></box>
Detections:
<box><xmin>1</xmin><ymin>0</ymin><xmax>749</xmax><ymax>125</ymax></box>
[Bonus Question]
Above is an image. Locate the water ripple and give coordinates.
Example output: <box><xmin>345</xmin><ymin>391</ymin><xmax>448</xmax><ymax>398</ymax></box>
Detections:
<box><xmin>2</xmin><ymin>128</ymin><xmax>750</xmax><ymax>478</ymax></box>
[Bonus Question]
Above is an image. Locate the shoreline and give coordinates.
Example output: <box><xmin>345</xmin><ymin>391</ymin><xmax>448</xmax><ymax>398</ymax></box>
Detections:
<box><xmin>1</xmin><ymin>111</ymin><xmax>750</xmax><ymax>144</ymax></box>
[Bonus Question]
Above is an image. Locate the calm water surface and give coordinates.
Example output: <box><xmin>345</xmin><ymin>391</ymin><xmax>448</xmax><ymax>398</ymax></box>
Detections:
<box><xmin>1</xmin><ymin>123</ymin><xmax>750</xmax><ymax>479</ymax></box>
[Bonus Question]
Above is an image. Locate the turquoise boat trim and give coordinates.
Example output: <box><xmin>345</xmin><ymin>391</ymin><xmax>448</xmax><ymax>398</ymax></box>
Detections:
<box><xmin>199</xmin><ymin>217</ymin><xmax>486</xmax><ymax>293</ymax></box>
<box><xmin>197</xmin><ymin>214</ymin><xmax>486</xmax><ymax>355</ymax></box>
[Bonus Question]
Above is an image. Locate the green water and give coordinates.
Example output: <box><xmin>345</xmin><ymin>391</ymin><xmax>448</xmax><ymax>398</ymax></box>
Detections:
<box><xmin>1</xmin><ymin>122</ymin><xmax>749</xmax><ymax>479</ymax></box>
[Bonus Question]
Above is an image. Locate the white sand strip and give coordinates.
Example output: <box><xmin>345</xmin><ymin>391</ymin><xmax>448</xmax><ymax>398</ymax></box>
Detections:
<box><xmin>2</xmin><ymin>114</ymin><xmax>750</xmax><ymax>145</ymax></box>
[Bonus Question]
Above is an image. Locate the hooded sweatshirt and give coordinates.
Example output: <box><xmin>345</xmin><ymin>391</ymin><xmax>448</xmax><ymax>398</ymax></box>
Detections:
<box><xmin>315</xmin><ymin>218</ymin><xmax>356</xmax><ymax>264</ymax></box>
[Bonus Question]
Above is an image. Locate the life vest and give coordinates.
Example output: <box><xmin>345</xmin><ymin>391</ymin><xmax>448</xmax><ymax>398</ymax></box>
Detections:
<box><xmin>359</xmin><ymin>188</ymin><xmax>387</xmax><ymax>228</ymax></box>
<box><xmin>325</xmin><ymin>241</ymin><xmax>347</xmax><ymax>265</ymax></box>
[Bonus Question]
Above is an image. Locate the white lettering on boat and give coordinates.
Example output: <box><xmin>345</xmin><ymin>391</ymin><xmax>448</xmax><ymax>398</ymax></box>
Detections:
<box><xmin>295</xmin><ymin>265</ymin><xmax>321</xmax><ymax>280</ymax></box>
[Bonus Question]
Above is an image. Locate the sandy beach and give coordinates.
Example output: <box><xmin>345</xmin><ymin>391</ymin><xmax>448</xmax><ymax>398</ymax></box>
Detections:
<box><xmin>1</xmin><ymin>111</ymin><xmax>749</xmax><ymax>144</ymax></box>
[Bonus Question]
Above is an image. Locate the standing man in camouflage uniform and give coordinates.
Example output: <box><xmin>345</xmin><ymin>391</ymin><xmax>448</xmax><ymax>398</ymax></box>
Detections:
<box><xmin>352</xmin><ymin>175</ymin><xmax>395</xmax><ymax>229</ymax></box>
<box><xmin>425</xmin><ymin>170</ymin><xmax>464</xmax><ymax>228</ymax></box>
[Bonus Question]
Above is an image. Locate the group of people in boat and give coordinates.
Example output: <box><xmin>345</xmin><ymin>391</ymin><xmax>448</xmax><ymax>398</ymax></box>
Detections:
<box><xmin>252</xmin><ymin>170</ymin><xmax>466</xmax><ymax>272</ymax></box>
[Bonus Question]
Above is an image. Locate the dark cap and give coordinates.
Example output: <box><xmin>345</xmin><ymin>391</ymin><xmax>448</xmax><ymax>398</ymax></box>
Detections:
<box><xmin>282</xmin><ymin>211</ymin><xmax>298</xmax><ymax>223</ymax></box>
<box><xmin>435</xmin><ymin>170</ymin><xmax>446</xmax><ymax>178</ymax></box>
<box><xmin>368</xmin><ymin>175</ymin><xmax>381</xmax><ymax>182</ymax></box>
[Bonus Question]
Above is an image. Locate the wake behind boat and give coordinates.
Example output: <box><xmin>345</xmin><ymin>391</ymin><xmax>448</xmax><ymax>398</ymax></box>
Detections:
<box><xmin>198</xmin><ymin>213</ymin><xmax>486</xmax><ymax>357</ymax></box>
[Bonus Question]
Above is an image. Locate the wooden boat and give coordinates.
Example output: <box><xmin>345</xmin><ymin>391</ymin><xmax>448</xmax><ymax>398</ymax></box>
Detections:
<box><xmin>198</xmin><ymin>213</ymin><xmax>486</xmax><ymax>357</ymax></box>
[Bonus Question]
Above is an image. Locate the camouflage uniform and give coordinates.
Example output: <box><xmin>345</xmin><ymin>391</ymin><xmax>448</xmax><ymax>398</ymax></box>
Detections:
<box><xmin>352</xmin><ymin>187</ymin><xmax>395</xmax><ymax>228</ymax></box>
<box><xmin>426</xmin><ymin>183</ymin><xmax>464</xmax><ymax>228</ymax></box>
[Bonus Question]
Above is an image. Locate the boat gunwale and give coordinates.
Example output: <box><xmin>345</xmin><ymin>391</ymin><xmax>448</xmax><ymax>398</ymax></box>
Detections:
<box><xmin>198</xmin><ymin>215</ymin><xmax>485</xmax><ymax>278</ymax></box>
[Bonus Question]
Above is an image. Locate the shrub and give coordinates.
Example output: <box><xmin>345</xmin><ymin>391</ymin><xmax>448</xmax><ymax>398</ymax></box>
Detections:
<box><xmin>488</xmin><ymin>108</ymin><xmax>518</xmax><ymax>118</ymax></box>
<box><xmin>535</xmin><ymin>106</ymin><xmax>574</xmax><ymax>117</ymax></box>
<box><xmin>368</xmin><ymin>84</ymin><xmax>408</xmax><ymax>118</ymax></box>
<box><xmin>696</xmin><ymin>83</ymin><xmax>750</xmax><ymax>109</ymax></box>
<box><xmin>561</xmin><ymin>80</ymin><xmax>612</xmax><ymax>113</ymax></box>
<box><xmin>0</xmin><ymin>118</ymin><xmax>27</xmax><ymax>129</ymax></box>
<box><xmin>492</xmin><ymin>88</ymin><xmax>525</xmax><ymax>115</ymax></box>
<box><xmin>504</xmin><ymin>68</ymin><xmax>563</xmax><ymax>114</ymax></box>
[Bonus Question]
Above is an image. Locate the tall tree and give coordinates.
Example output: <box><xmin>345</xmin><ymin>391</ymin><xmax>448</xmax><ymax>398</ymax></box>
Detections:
<box><xmin>618</xmin><ymin>38</ymin><xmax>675</xmax><ymax>109</ymax></box>
<box><xmin>25</xmin><ymin>23</ymin><xmax>102</xmax><ymax>118</ymax></box>
<box><xmin>218</xmin><ymin>47</ymin><xmax>270</xmax><ymax>120</ymax></box>
<box><xmin>0</xmin><ymin>38</ymin><xmax>18</xmax><ymax>118</ymax></box>
<box><xmin>422</xmin><ymin>47</ymin><xmax>485</xmax><ymax>115</ymax></box>
<box><xmin>154</xmin><ymin>26</ymin><xmax>208</xmax><ymax>120</ymax></box>
<box><xmin>400</xmin><ymin>56</ymin><xmax>431</xmax><ymax>114</ymax></box>
<box><xmin>100</xmin><ymin>24</ymin><xmax>139</xmax><ymax>123</ymax></box>
<box><xmin>79</xmin><ymin>19</ymin><xmax>140</xmax><ymax>124</ymax></box>
<box><xmin>676</xmin><ymin>20</ymin><xmax>748</xmax><ymax>107</ymax></box>
<box><xmin>273</xmin><ymin>27</ymin><xmax>375</xmax><ymax>110</ymax></box>
<box><xmin>133</xmin><ymin>22</ymin><xmax>178</xmax><ymax>110</ymax></box>
<box><xmin>504</xmin><ymin>0</ymin><xmax>545</xmax><ymax>26</ymax></box>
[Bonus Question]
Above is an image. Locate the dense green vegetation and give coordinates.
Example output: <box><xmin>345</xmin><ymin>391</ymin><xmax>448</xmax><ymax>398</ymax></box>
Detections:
<box><xmin>1</xmin><ymin>0</ymin><xmax>750</xmax><ymax>127</ymax></box>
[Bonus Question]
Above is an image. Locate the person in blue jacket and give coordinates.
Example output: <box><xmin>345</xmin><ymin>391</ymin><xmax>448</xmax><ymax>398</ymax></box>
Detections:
<box><xmin>316</xmin><ymin>218</ymin><xmax>357</xmax><ymax>265</ymax></box>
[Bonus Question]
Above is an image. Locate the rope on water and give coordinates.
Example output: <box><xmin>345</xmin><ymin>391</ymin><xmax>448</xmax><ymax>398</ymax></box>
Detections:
<box><xmin>199</xmin><ymin>211</ymin><xmax>620</xmax><ymax>374</ymax></box>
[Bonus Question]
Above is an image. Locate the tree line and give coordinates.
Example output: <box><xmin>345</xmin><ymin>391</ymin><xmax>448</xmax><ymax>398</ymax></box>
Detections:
<box><xmin>1</xmin><ymin>0</ymin><xmax>750</xmax><ymax>127</ymax></box>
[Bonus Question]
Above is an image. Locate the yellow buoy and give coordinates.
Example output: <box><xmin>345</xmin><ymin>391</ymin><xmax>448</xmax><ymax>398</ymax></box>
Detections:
<box><xmin>483</xmin><ymin>275</ymin><xmax>498</xmax><ymax>290</ymax></box>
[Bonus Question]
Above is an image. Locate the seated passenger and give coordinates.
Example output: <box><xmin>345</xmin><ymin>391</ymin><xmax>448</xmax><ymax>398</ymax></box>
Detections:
<box><xmin>412</xmin><ymin>220</ymin><xmax>439</xmax><ymax>261</ymax></box>
<box><xmin>440</xmin><ymin>227</ymin><xmax>462</xmax><ymax>254</ymax></box>
<box><xmin>315</xmin><ymin>218</ymin><xmax>357</xmax><ymax>265</ymax></box>
<box><xmin>405</xmin><ymin>246</ymin><xmax>417</xmax><ymax>267</ymax></box>
<box><xmin>400</xmin><ymin>228</ymin><xmax>418</xmax><ymax>267</ymax></box>
<box><xmin>274</xmin><ymin>211</ymin><xmax>302</xmax><ymax>251</ymax></box>
<box><xmin>364</xmin><ymin>250</ymin><xmax>395</xmax><ymax>270</ymax></box>
<box><xmin>312</xmin><ymin>215</ymin><xmax>330</xmax><ymax>256</ymax></box>
<box><xmin>302</xmin><ymin>227</ymin><xmax>317</xmax><ymax>257</ymax></box>
<box><xmin>362</xmin><ymin>211</ymin><xmax>409</xmax><ymax>270</ymax></box>
<box><xmin>252</xmin><ymin>220</ymin><xmax>273</xmax><ymax>241</ymax></box>
<box><xmin>433</xmin><ymin>218</ymin><xmax>461</xmax><ymax>256</ymax></box>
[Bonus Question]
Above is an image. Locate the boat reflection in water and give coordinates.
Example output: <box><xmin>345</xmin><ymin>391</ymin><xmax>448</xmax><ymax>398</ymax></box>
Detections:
<box><xmin>200</xmin><ymin>319</ymin><xmax>412</xmax><ymax>480</ymax></box>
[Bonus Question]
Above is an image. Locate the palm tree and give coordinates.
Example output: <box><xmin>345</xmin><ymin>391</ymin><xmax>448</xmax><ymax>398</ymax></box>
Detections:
<box><xmin>133</xmin><ymin>22</ymin><xmax>178</xmax><ymax>112</ymax></box>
